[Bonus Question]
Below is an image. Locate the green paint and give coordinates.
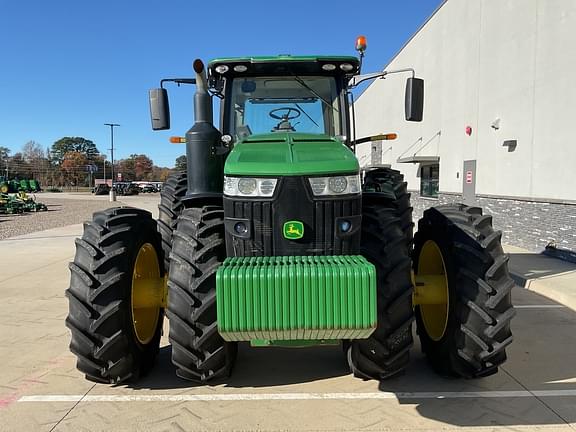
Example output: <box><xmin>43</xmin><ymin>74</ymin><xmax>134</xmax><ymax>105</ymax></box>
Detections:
<box><xmin>283</xmin><ymin>220</ymin><xmax>304</xmax><ymax>240</ymax></box>
<box><xmin>224</xmin><ymin>132</ymin><xmax>359</xmax><ymax>176</ymax></box>
<box><xmin>215</xmin><ymin>255</ymin><xmax>377</xmax><ymax>342</ymax></box>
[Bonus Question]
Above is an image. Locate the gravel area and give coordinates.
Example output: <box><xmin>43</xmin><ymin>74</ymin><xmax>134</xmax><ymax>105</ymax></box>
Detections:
<box><xmin>0</xmin><ymin>193</ymin><xmax>161</xmax><ymax>240</ymax></box>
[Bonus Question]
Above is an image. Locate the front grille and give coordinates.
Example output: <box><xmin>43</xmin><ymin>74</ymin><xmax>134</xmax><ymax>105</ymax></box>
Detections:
<box><xmin>224</xmin><ymin>176</ymin><xmax>361</xmax><ymax>257</ymax></box>
<box><xmin>314</xmin><ymin>199</ymin><xmax>359</xmax><ymax>255</ymax></box>
<box><xmin>229</xmin><ymin>200</ymin><xmax>273</xmax><ymax>256</ymax></box>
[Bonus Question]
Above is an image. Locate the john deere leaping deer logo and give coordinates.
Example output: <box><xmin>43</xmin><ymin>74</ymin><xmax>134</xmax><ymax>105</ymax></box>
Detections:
<box><xmin>283</xmin><ymin>220</ymin><xmax>304</xmax><ymax>240</ymax></box>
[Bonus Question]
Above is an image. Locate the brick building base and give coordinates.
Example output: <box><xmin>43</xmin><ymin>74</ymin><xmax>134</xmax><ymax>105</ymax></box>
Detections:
<box><xmin>409</xmin><ymin>192</ymin><xmax>576</xmax><ymax>253</ymax></box>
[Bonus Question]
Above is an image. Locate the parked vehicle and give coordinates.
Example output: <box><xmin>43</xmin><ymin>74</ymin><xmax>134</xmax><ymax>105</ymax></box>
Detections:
<box><xmin>92</xmin><ymin>184</ymin><xmax>110</xmax><ymax>195</ymax></box>
<box><xmin>114</xmin><ymin>182</ymin><xmax>140</xmax><ymax>196</ymax></box>
<box><xmin>139</xmin><ymin>183</ymin><xmax>158</xmax><ymax>193</ymax></box>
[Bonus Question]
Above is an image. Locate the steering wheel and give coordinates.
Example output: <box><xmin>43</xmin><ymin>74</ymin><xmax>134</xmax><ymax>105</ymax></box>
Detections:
<box><xmin>269</xmin><ymin>107</ymin><xmax>301</xmax><ymax>121</ymax></box>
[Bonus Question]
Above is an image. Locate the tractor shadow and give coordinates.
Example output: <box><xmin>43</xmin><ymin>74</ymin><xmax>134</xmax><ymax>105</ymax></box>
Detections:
<box><xmin>129</xmin><ymin>287</ymin><xmax>576</xmax><ymax>428</ymax></box>
<box><xmin>226</xmin><ymin>344</ymin><xmax>349</xmax><ymax>388</ymax></box>
<box><xmin>130</xmin><ymin>343</ymin><xmax>349</xmax><ymax>390</ymax></box>
<box><xmin>384</xmin><ymin>287</ymin><xmax>576</xmax><ymax>427</ymax></box>
<box><xmin>128</xmin><ymin>345</ymin><xmax>194</xmax><ymax>390</ymax></box>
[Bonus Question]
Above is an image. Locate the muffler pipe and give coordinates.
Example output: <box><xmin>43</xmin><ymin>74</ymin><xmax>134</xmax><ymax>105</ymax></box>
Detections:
<box><xmin>193</xmin><ymin>59</ymin><xmax>212</xmax><ymax>124</ymax></box>
<box><xmin>185</xmin><ymin>59</ymin><xmax>224</xmax><ymax>197</ymax></box>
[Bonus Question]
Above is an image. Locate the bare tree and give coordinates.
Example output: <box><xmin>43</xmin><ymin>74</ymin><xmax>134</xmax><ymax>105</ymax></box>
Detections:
<box><xmin>22</xmin><ymin>141</ymin><xmax>45</xmax><ymax>162</ymax></box>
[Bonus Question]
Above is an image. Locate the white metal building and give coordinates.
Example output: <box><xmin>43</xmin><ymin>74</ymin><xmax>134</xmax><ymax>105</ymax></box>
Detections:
<box><xmin>354</xmin><ymin>0</ymin><xmax>576</xmax><ymax>253</ymax></box>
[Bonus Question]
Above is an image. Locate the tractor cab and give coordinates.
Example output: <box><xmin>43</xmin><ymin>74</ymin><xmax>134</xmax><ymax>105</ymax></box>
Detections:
<box><xmin>207</xmin><ymin>56</ymin><xmax>359</xmax><ymax>144</ymax></box>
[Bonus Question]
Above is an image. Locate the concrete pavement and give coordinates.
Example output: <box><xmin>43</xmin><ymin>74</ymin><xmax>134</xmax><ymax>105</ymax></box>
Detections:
<box><xmin>0</xmin><ymin>199</ymin><xmax>575</xmax><ymax>431</ymax></box>
<box><xmin>505</xmin><ymin>244</ymin><xmax>576</xmax><ymax>311</ymax></box>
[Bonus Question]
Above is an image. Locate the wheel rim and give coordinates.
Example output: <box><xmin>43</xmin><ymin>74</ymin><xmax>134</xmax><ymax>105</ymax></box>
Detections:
<box><xmin>417</xmin><ymin>240</ymin><xmax>449</xmax><ymax>341</ymax></box>
<box><xmin>131</xmin><ymin>243</ymin><xmax>161</xmax><ymax>344</ymax></box>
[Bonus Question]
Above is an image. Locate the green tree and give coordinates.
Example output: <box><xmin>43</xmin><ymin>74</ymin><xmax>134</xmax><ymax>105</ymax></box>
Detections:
<box><xmin>117</xmin><ymin>158</ymin><xmax>135</xmax><ymax>181</ymax></box>
<box><xmin>51</xmin><ymin>137</ymin><xmax>99</xmax><ymax>165</ymax></box>
<box><xmin>175</xmin><ymin>155</ymin><xmax>187</xmax><ymax>172</ymax></box>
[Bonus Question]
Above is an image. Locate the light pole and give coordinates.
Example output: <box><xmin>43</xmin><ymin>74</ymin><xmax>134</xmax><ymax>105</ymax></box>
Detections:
<box><xmin>102</xmin><ymin>154</ymin><xmax>106</xmax><ymax>185</ymax></box>
<box><xmin>104</xmin><ymin>123</ymin><xmax>120</xmax><ymax>201</ymax></box>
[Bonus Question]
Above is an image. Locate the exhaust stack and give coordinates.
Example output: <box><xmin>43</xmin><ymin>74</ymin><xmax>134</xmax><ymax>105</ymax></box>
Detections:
<box><xmin>185</xmin><ymin>59</ymin><xmax>225</xmax><ymax>198</ymax></box>
<box><xmin>193</xmin><ymin>59</ymin><xmax>212</xmax><ymax>124</ymax></box>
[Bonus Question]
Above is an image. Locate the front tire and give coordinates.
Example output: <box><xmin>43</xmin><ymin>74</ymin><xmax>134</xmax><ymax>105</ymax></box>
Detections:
<box><xmin>65</xmin><ymin>207</ymin><xmax>164</xmax><ymax>383</ymax></box>
<box><xmin>363</xmin><ymin>168</ymin><xmax>414</xmax><ymax>250</ymax></box>
<box><xmin>167</xmin><ymin>206</ymin><xmax>237</xmax><ymax>382</ymax></box>
<box><xmin>347</xmin><ymin>201</ymin><xmax>414</xmax><ymax>380</ymax></box>
<box><xmin>413</xmin><ymin>204</ymin><xmax>516</xmax><ymax>378</ymax></box>
<box><xmin>158</xmin><ymin>171</ymin><xmax>187</xmax><ymax>271</ymax></box>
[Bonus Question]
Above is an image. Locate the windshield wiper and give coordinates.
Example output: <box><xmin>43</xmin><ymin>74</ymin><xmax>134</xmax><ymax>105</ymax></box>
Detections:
<box><xmin>293</xmin><ymin>75</ymin><xmax>339</xmax><ymax>113</ymax></box>
<box><xmin>295</xmin><ymin>103</ymin><xmax>320</xmax><ymax>128</ymax></box>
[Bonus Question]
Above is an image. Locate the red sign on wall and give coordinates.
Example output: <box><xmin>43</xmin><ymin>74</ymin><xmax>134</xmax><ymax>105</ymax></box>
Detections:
<box><xmin>466</xmin><ymin>171</ymin><xmax>473</xmax><ymax>184</ymax></box>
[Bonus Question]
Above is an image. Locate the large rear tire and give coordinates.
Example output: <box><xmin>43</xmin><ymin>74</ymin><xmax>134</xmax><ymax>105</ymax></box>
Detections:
<box><xmin>158</xmin><ymin>171</ymin><xmax>187</xmax><ymax>271</ymax></box>
<box><xmin>66</xmin><ymin>207</ymin><xmax>164</xmax><ymax>383</ymax></box>
<box><xmin>413</xmin><ymin>204</ymin><xmax>515</xmax><ymax>378</ymax></box>
<box><xmin>167</xmin><ymin>206</ymin><xmax>237</xmax><ymax>382</ymax></box>
<box><xmin>347</xmin><ymin>200</ymin><xmax>414</xmax><ymax>380</ymax></box>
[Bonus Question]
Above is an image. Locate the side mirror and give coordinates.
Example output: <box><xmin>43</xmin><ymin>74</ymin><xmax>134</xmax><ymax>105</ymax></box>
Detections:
<box><xmin>405</xmin><ymin>77</ymin><xmax>424</xmax><ymax>122</ymax></box>
<box><xmin>149</xmin><ymin>88</ymin><xmax>170</xmax><ymax>130</ymax></box>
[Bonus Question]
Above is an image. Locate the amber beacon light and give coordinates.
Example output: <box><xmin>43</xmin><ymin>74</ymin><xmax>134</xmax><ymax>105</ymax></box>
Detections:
<box><xmin>355</xmin><ymin>35</ymin><xmax>367</xmax><ymax>54</ymax></box>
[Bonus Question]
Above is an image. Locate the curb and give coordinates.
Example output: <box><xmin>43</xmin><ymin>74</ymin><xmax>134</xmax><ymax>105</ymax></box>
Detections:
<box><xmin>510</xmin><ymin>269</ymin><xmax>576</xmax><ymax>312</ymax></box>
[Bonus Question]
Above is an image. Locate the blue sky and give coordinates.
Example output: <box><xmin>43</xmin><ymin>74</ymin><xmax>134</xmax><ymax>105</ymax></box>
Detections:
<box><xmin>0</xmin><ymin>0</ymin><xmax>441</xmax><ymax>168</ymax></box>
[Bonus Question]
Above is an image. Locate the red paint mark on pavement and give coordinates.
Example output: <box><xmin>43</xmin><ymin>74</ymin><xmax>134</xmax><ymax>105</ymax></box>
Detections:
<box><xmin>0</xmin><ymin>394</ymin><xmax>19</xmax><ymax>408</ymax></box>
<box><xmin>0</xmin><ymin>355</ymin><xmax>70</xmax><ymax>409</ymax></box>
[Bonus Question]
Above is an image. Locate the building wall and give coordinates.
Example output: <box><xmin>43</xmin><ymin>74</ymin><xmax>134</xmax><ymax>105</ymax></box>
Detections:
<box><xmin>354</xmin><ymin>0</ymin><xmax>576</xmax><ymax>252</ymax></box>
<box><xmin>411</xmin><ymin>193</ymin><xmax>576</xmax><ymax>252</ymax></box>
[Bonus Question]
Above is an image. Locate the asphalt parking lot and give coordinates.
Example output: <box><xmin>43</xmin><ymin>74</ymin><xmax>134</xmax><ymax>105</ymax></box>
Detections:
<box><xmin>0</xmin><ymin>195</ymin><xmax>575</xmax><ymax>431</ymax></box>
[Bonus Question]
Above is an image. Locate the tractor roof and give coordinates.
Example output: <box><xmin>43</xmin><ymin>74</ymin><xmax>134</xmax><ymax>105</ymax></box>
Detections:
<box><xmin>208</xmin><ymin>55</ymin><xmax>360</xmax><ymax>77</ymax></box>
<box><xmin>209</xmin><ymin>55</ymin><xmax>360</xmax><ymax>64</ymax></box>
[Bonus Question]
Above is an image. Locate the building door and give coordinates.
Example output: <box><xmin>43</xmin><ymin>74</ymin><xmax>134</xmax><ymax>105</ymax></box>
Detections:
<box><xmin>420</xmin><ymin>164</ymin><xmax>439</xmax><ymax>198</ymax></box>
<box><xmin>463</xmin><ymin>160</ymin><xmax>476</xmax><ymax>204</ymax></box>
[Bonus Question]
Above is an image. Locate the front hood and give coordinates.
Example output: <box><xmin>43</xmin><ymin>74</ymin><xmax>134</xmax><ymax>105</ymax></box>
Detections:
<box><xmin>224</xmin><ymin>133</ymin><xmax>359</xmax><ymax>176</ymax></box>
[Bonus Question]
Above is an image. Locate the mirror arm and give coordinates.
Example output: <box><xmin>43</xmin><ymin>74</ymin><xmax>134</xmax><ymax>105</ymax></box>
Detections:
<box><xmin>348</xmin><ymin>68</ymin><xmax>415</xmax><ymax>88</ymax></box>
<box><xmin>209</xmin><ymin>88</ymin><xmax>224</xmax><ymax>99</ymax></box>
<box><xmin>159</xmin><ymin>77</ymin><xmax>224</xmax><ymax>98</ymax></box>
<box><xmin>160</xmin><ymin>78</ymin><xmax>197</xmax><ymax>88</ymax></box>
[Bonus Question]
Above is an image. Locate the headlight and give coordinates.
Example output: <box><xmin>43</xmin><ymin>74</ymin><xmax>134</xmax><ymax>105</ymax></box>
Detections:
<box><xmin>308</xmin><ymin>175</ymin><xmax>361</xmax><ymax>196</ymax></box>
<box><xmin>238</xmin><ymin>178</ymin><xmax>257</xmax><ymax>195</ymax></box>
<box><xmin>224</xmin><ymin>177</ymin><xmax>278</xmax><ymax>197</ymax></box>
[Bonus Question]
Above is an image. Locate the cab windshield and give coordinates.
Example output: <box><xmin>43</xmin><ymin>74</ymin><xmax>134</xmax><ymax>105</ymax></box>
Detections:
<box><xmin>228</xmin><ymin>76</ymin><xmax>341</xmax><ymax>139</ymax></box>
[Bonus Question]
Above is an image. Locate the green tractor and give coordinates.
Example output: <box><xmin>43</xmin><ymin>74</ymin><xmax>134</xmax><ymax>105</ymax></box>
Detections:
<box><xmin>66</xmin><ymin>40</ymin><xmax>515</xmax><ymax>384</ymax></box>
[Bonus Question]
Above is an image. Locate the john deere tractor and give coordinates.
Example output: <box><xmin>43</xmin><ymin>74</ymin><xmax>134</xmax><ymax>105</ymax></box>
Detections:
<box><xmin>66</xmin><ymin>40</ymin><xmax>515</xmax><ymax>384</ymax></box>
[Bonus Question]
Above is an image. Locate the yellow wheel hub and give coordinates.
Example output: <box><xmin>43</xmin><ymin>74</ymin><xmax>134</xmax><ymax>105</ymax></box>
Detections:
<box><xmin>414</xmin><ymin>240</ymin><xmax>449</xmax><ymax>341</ymax></box>
<box><xmin>131</xmin><ymin>243</ymin><xmax>165</xmax><ymax>345</ymax></box>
